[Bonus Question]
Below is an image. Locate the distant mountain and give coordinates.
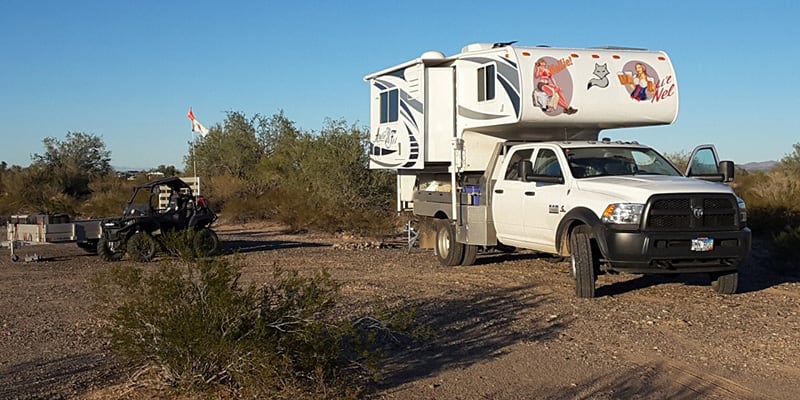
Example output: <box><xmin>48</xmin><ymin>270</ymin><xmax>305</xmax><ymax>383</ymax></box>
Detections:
<box><xmin>740</xmin><ymin>161</ymin><xmax>777</xmax><ymax>172</ymax></box>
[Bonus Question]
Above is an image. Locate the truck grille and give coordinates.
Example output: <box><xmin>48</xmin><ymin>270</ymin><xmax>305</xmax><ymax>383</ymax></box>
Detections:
<box><xmin>645</xmin><ymin>194</ymin><xmax>738</xmax><ymax>231</ymax></box>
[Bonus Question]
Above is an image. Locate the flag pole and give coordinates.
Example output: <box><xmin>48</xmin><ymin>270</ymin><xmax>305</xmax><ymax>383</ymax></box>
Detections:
<box><xmin>188</xmin><ymin>107</ymin><xmax>200</xmax><ymax>196</ymax></box>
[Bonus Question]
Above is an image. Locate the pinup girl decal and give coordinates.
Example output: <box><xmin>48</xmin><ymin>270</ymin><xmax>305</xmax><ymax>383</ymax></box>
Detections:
<box><xmin>618</xmin><ymin>62</ymin><xmax>656</xmax><ymax>101</ymax></box>
<box><xmin>534</xmin><ymin>58</ymin><xmax>578</xmax><ymax>115</ymax></box>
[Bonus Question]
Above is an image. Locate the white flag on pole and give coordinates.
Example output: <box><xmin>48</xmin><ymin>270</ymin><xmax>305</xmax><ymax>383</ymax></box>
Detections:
<box><xmin>187</xmin><ymin>108</ymin><xmax>209</xmax><ymax>137</ymax></box>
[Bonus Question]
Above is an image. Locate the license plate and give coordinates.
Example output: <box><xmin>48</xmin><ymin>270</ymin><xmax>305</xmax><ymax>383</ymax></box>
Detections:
<box><xmin>691</xmin><ymin>237</ymin><xmax>714</xmax><ymax>252</ymax></box>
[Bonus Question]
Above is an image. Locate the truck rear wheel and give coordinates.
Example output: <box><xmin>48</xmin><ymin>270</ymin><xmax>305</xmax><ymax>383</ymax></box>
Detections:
<box><xmin>434</xmin><ymin>219</ymin><xmax>464</xmax><ymax>266</ymax></box>
<box><xmin>128</xmin><ymin>232</ymin><xmax>157</xmax><ymax>262</ymax></box>
<box><xmin>710</xmin><ymin>271</ymin><xmax>738</xmax><ymax>294</ymax></box>
<box><xmin>461</xmin><ymin>245</ymin><xmax>478</xmax><ymax>266</ymax></box>
<box><xmin>569</xmin><ymin>225</ymin><xmax>597</xmax><ymax>298</ymax></box>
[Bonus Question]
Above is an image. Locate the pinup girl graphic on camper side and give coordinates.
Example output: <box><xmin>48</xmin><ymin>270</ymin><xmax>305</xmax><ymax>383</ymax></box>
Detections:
<box><xmin>618</xmin><ymin>62</ymin><xmax>655</xmax><ymax>101</ymax></box>
<box><xmin>533</xmin><ymin>58</ymin><xmax>578</xmax><ymax>115</ymax></box>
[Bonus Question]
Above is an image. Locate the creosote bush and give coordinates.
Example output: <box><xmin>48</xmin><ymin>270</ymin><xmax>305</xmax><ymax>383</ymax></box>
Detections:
<box><xmin>95</xmin><ymin>256</ymin><xmax>424</xmax><ymax>399</ymax></box>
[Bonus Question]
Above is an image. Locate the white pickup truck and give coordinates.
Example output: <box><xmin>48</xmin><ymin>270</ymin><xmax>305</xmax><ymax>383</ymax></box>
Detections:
<box><xmin>364</xmin><ymin>42</ymin><xmax>751</xmax><ymax>297</ymax></box>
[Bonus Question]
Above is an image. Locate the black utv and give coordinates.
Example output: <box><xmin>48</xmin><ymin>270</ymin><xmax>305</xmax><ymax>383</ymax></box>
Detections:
<box><xmin>98</xmin><ymin>176</ymin><xmax>219</xmax><ymax>262</ymax></box>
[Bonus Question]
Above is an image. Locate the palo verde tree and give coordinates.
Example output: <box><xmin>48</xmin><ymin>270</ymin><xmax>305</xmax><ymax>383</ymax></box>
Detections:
<box><xmin>32</xmin><ymin>131</ymin><xmax>113</xmax><ymax>198</ymax></box>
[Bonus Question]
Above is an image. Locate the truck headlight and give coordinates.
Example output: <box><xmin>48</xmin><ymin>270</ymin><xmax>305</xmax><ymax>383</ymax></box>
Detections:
<box><xmin>602</xmin><ymin>203</ymin><xmax>644</xmax><ymax>225</ymax></box>
<box><xmin>736</xmin><ymin>196</ymin><xmax>747</xmax><ymax>227</ymax></box>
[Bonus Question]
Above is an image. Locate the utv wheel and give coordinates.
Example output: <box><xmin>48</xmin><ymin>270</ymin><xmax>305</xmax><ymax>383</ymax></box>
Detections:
<box><xmin>193</xmin><ymin>228</ymin><xmax>220</xmax><ymax>257</ymax></box>
<box><xmin>569</xmin><ymin>225</ymin><xmax>597</xmax><ymax>298</ymax></box>
<box><xmin>461</xmin><ymin>244</ymin><xmax>478</xmax><ymax>266</ymax></box>
<box><xmin>98</xmin><ymin>237</ymin><xmax>124</xmax><ymax>262</ymax></box>
<box><xmin>710</xmin><ymin>271</ymin><xmax>738</xmax><ymax>294</ymax></box>
<box><xmin>128</xmin><ymin>232</ymin><xmax>157</xmax><ymax>262</ymax></box>
<box><xmin>434</xmin><ymin>219</ymin><xmax>464</xmax><ymax>266</ymax></box>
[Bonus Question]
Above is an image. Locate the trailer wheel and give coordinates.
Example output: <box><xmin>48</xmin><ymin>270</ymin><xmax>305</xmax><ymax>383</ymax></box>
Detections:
<box><xmin>461</xmin><ymin>245</ymin><xmax>478</xmax><ymax>266</ymax></box>
<box><xmin>193</xmin><ymin>228</ymin><xmax>220</xmax><ymax>257</ymax></box>
<box><xmin>128</xmin><ymin>232</ymin><xmax>157</xmax><ymax>262</ymax></box>
<box><xmin>434</xmin><ymin>219</ymin><xmax>464</xmax><ymax>266</ymax></box>
<box><xmin>569</xmin><ymin>225</ymin><xmax>597</xmax><ymax>298</ymax></box>
<box><xmin>97</xmin><ymin>237</ymin><xmax>124</xmax><ymax>262</ymax></box>
<box><xmin>710</xmin><ymin>271</ymin><xmax>738</xmax><ymax>294</ymax></box>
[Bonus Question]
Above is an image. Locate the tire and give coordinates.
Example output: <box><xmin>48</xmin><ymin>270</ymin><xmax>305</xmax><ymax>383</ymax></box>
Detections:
<box><xmin>461</xmin><ymin>244</ymin><xmax>478</xmax><ymax>266</ymax></box>
<box><xmin>97</xmin><ymin>236</ymin><xmax>124</xmax><ymax>262</ymax></box>
<box><xmin>569</xmin><ymin>225</ymin><xmax>597</xmax><ymax>298</ymax></box>
<box><xmin>193</xmin><ymin>228</ymin><xmax>220</xmax><ymax>257</ymax></box>
<box><xmin>710</xmin><ymin>271</ymin><xmax>738</xmax><ymax>294</ymax></box>
<box><xmin>127</xmin><ymin>232</ymin><xmax>157</xmax><ymax>262</ymax></box>
<box><xmin>434</xmin><ymin>219</ymin><xmax>464</xmax><ymax>266</ymax></box>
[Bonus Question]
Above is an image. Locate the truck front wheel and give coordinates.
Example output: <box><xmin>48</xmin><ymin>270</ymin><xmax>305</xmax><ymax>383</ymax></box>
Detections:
<box><xmin>569</xmin><ymin>225</ymin><xmax>597</xmax><ymax>298</ymax></box>
<box><xmin>434</xmin><ymin>219</ymin><xmax>464</xmax><ymax>266</ymax></box>
<box><xmin>710</xmin><ymin>271</ymin><xmax>738</xmax><ymax>294</ymax></box>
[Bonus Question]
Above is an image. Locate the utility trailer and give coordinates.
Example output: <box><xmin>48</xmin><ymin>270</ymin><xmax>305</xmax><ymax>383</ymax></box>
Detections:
<box><xmin>365</xmin><ymin>42</ymin><xmax>751</xmax><ymax>297</ymax></box>
<box><xmin>5</xmin><ymin>214</ymin><xmax>102</xmax><ymax>252</ymax></box>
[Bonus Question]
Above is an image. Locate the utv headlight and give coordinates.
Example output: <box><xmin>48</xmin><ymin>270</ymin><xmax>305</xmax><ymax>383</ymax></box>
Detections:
<box><xmin>602</xmin><ymin>203</ymin><xmax>644</xmax><ymax>225</ymax></box>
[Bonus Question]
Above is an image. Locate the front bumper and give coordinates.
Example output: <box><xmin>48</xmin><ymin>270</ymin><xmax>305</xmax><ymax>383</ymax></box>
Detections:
<box><xmin>596</xmin><ymin>226</ymin><xmax>752</xmax><ymax>274</ymax></box>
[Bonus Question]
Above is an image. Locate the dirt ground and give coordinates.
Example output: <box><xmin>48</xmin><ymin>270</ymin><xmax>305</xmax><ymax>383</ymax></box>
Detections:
<box><xmin>0</xmin><ymin>222</ymin><xmax>798</xmax><ymax>399</ymax></box>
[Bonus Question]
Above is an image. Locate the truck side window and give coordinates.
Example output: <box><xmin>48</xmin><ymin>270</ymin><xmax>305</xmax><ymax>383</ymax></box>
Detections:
<box><xmin>504</xmin><ymin>149</ymin><xmax>533</xmax><ymax>180</ymax></box>
<box><xmin>533</xmin><ymin>149</ymin><xmax>562</xmax><ymax>177</ymax></box>
<box><xmin>688</xmin><ymin>148</ymin><xmax>719</xmax><ymax>175</ymax></box>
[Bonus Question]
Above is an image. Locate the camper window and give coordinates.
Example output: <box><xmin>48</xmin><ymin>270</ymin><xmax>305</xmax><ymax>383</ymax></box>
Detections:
<box><xmin>380</xmin><ymin>89</ymin><xmax>399</xmax><ymax>123</ymax></box>
<box><xmin>478</xmin><ymin>64</ymin><xmax>496</xmax><ymax>102</ymax></box>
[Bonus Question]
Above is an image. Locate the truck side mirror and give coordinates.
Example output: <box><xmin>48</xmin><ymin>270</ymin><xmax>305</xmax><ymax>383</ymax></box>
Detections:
<box><xmin>518</xmin><ymin>160</ymin><xmax>533</xmax><ymax>182</ymax></box>
<box><xmin>719</xmin><ymin>160</ymin><xmax>735</xmax><ymax>182</ymax></box>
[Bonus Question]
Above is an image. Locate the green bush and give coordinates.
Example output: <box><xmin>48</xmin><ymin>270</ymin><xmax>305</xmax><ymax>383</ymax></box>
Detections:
<box><xmin>771</xmin><ymin>225</ymin><xmax>800</xmax><ymax>275</ymax></box>
<box><xmin>96</xmin><ymin>257</ymin><xmax>423</xmax><ymax>399</ymax></box>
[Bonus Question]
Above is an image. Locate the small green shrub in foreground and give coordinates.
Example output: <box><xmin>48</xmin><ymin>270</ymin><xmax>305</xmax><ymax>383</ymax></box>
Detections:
<box><xmin>96</xmin><ymin>257</ymin><xmax>424</xmax><ymax>399</ymax></box>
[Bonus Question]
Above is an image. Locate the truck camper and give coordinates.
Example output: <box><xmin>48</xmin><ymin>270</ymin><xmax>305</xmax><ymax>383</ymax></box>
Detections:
<box><xmin>364</xmin><ymin>42</ymin><xmax>751</xmax><ymax>298</ymax></box>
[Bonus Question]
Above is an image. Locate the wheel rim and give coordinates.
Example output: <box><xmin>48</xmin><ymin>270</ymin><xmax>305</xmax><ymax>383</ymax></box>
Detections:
<box><xmin>437</xmin><ymin>226</ymin><xmax>450</xmax><ymax>258</ymax></box>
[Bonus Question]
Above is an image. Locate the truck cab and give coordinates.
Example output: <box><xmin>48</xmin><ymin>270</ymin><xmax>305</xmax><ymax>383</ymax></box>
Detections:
<box><xmin>490</xmin><ymin>140</ymin><xmax>749</xmax><ymax>297</ymax></box>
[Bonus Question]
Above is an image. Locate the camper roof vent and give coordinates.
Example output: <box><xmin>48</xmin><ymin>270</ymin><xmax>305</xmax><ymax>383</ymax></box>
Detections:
<box><xmin>420</xmin><ymin>50</ymin><xmax>445</xmax><ymax>60</ymax></box>
<box><xmin>462</xmin><ymin>43</ymin><xmax>494</xmax><ymax>53</ymax></box>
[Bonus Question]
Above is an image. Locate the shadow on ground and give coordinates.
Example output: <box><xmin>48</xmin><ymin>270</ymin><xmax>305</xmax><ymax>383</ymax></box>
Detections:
<box><xmin>221</xmin><ymin>238</ymin><xmax>328</xmax><ymax>254</ymax></box>
<box><xmin>373</xmin><ymin>284</ymin><xmax>570</xmax><ymax>392</ymax></box>
<box><xmin>0</xmin><ymin>353</ymin><xmax>120</xmax><ymax>400</ymax></box>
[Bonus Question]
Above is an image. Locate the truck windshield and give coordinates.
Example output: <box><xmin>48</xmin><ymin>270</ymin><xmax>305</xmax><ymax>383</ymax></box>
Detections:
<box><xmin>564</xmin><ymin>147</ymin><xmax>682</xmax><ymax>178</ymax></box>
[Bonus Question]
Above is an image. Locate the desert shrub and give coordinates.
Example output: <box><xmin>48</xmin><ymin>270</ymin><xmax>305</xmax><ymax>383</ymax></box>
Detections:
<box><xmin>96</xmin><ymin>257</ymin><xmax>423</xmax><ymax>398</ymax></box>
<box><xmin>734</xmin><ymin>168</ymin><xmax>800</xmax><ymax>234</ymax></box>
<box><xmin>770</xmin><ymin>225</ymin><xmax>800</xmax><ymax>275</ymax></box>
<box><xmin>80</xmin><ymin>175</ymin><xmax>138</xmax><ymax>218</ymax></box>
<box><xmin>256</xmin><ymin>118</ymin><xmax>397</xmax><ymax>235</ymax></box>
<box><xmin>663</xmin><ymin>150</ymin><xmax>690</xmax><ymax>173</ymax></box>
<box><xmin>158</xmin><ymin>230</ymin><xmax>201</xmax><ymax>261</ymax></box>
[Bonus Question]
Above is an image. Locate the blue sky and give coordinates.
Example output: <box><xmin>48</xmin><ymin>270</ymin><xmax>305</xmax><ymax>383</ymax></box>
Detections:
<box><xmin>1</xmin><ymin>0</ymin><xmax>797</xmax><ymax>169</ymax></box>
